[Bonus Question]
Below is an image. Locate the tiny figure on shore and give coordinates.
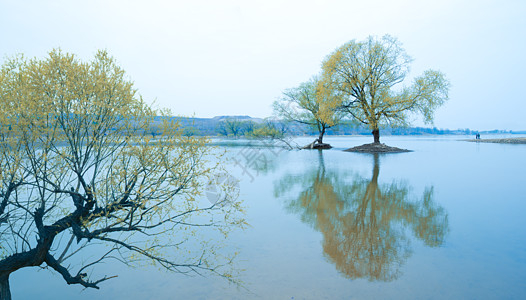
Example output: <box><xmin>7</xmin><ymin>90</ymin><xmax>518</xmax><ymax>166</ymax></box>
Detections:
<box><xmin>475</xmin><ymin>133</ymin><xmax>480</xmax><ymax>140</ymax></box>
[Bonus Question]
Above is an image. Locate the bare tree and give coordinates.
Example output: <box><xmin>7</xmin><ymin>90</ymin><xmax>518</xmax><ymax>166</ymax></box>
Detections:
<box><xmin>216</xmin><ymin>118</ymin><xmax>244</xmax><ymax>137</ymax></box>
<box><xmin>248</xmin><ymin>119</ymin><xmax>300</xmax><ymax>150</ymax></box>
<box><xmin>0</xmin><ymin>50</ymin><xmax>244</xmax><ymax>299</ymax></box>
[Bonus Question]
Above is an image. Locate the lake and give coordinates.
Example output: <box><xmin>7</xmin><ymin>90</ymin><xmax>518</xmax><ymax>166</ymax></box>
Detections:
<box><xmin>10</xmin><ymin>135</ymin><xmax>526</xmax><ymax>299</ymax></box>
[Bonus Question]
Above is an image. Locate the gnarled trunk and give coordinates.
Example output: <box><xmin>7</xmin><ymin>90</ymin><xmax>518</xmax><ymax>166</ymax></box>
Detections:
<box><xmin>372</xmin><ymin>129</ymin><xmax>380</xmax><ymax>144</ymax></box>
<box><xmin>0</xmin><ymin>273</ymin><xmax>11</xmax><ymax>300</ymax></box>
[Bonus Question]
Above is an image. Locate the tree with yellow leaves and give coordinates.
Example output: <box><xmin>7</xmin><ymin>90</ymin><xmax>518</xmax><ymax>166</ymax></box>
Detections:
<box><xmin>322</xmin><ymin>35</ymin><xmax>449</xmax><ymax>144</ymax></box>
<box><xmin>273</xmin><ymin>76</ymin><xmax>345</xmax><ymax>149</ymax></box>
<box><xmin>0</xmin><ymin>50</ymin><xmax>244</xmax><ymax>299</ymax></box>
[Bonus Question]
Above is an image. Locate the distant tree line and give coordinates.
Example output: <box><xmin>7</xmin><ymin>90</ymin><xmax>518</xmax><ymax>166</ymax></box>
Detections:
<box><xmin>145</xmin><ymin>116</ymin><xmax>501</xmax><ymax>139</ymax></box>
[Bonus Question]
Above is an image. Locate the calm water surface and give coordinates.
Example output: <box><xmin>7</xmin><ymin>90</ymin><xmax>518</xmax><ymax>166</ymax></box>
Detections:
<box><xmin>11</xmin><ymin>135</ymin><xmax>526</xmax><ymax>299</ymax></box>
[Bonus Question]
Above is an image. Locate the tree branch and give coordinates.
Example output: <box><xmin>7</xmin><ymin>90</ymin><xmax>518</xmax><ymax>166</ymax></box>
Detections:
<box><xmin>45</xmin><ymin>253</ymin><xmax>116</xmax><ymax>289</ymax></box>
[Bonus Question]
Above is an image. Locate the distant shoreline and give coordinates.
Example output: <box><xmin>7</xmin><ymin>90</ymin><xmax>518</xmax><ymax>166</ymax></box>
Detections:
<box><xmin>463</xmin><ymin>137</ymin><xmax>526</xmax><ymax>144</ymax></box>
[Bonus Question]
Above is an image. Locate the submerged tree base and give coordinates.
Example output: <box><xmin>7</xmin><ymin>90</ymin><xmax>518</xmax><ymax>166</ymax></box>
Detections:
<box><xmin>302</xmin><ymin>142</ymin><xmax>333</xmax><ymax>149</ymax></box>
<box><xmin>344</xmin><ymin>143</ymin><xmax>411</xmax><ymax>153</ymax></box>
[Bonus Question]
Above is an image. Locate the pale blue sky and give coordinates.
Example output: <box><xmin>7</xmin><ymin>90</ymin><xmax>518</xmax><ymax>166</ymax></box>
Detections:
<box><xmin>1</xmin><ymin>0</ymin><xmax>525</xmax><ymax>130</ymax></box>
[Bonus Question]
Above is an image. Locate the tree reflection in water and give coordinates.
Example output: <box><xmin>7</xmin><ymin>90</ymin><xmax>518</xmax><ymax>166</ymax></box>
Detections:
<box><xmin>275</xmin><ymin>152</ymin><xmax>448</xmax><ymax>281</ymax></box>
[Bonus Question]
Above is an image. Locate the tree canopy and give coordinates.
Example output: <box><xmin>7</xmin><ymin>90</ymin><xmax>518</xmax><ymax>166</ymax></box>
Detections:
<box><xmin>273</xmin><ymin>76</ymin><xmax>345</xmax><ymax>146</ymax></box>
<box><xmin>0</xmin><ymin>50</ymin><xmax>244</xmax><ymax>299</ymax></box>
<box><xmin>322</xmin><ymin>35</ymin><xmax>449</xmax><ymax>143</ymax></box>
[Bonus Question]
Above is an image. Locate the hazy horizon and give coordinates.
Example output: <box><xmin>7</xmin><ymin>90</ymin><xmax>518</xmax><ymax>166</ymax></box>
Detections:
<box><xmin>172</xmin><ymin>114</ymin><xmax>526</xmax><ymax>132</ymax></box>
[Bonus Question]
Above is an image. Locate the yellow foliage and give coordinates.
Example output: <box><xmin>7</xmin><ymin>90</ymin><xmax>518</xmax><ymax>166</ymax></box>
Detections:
<box><xmin>273</xmin><ymin>76</ymin><xmax>346</xmax><ymax>143</ymax></box>
<box><xmin>322</xmin><ymin>35</ymin><xmax>450</xmax><ymax>142</ymax></box>
<box><xmin>0</xmin><ymin>49</ymin><xmax>244</xmax><ymax>285</ymax></box>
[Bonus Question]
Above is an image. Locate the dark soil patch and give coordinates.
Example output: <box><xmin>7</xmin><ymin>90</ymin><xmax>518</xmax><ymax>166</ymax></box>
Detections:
<box><xmin>302</xmin><ymin>142</ymin><xmax>333</xmax><ymax>149</ymax></box>
<box><xmin>344</xmin><ymin>143</ymin><xmax>411</xmax><ymax>153</ymax></box>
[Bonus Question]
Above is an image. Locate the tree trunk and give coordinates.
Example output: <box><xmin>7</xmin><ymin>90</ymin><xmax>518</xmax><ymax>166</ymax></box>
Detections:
<box><xmin>0</xmin><ymin>274</ymin><xmax>11</xmax><ymax>300</ymax></box>
<box><xmin>372</xmin><ymin>129</ymin><xmax>380</xmax><ymax>144</ymax></box>
<box><xmin>318</xmin><ymin>127</ymin><xmax>326</xmax><ymax>144</ymax></box>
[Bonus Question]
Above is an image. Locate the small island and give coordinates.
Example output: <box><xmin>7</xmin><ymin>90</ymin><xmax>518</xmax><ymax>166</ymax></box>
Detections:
<box><xmin>464</xmin><ymin>137</ymin><xmax>526</xmax><ymax>144</ymax></box>
<box><xmin>344</xmin><ymin>143</ymin><xmax>411</xmax><ymax>153</ymax></box>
